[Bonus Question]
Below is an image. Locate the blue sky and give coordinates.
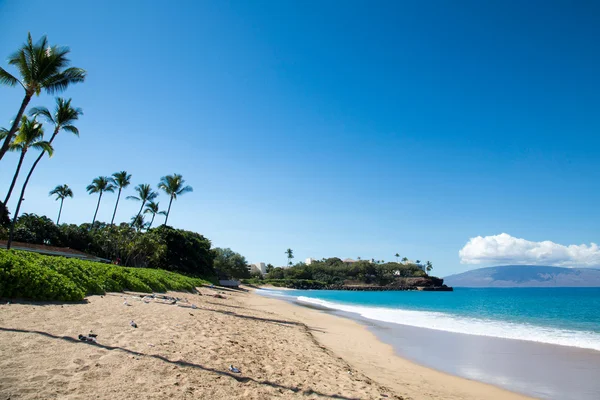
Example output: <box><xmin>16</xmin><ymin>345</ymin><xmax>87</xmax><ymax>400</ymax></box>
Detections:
<box><xmin>1</xmin><ymin>1</ymin><xmax>599</xmax><ymax>276</ymax></box>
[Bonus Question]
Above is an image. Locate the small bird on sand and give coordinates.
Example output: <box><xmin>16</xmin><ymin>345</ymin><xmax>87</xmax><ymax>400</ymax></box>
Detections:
<box><xmin>229</xmin><ymin>365</ymin><xmax>241</xmax><ymax>373</ymax></box>
<box><xmin>130</xmin><ymin>320</ymin><xmax>138</xmax><ymax>328</ymax></box>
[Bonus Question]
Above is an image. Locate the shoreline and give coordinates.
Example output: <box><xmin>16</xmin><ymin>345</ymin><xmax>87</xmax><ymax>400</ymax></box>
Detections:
<box><xmin>246</xmin><ymin>287</ymin><xmax>531</xmax><ymax>400</ymax></box>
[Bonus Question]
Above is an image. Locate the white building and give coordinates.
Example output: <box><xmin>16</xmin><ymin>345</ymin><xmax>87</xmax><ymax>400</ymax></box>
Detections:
<box><xmin>305</xmin><ymin>258</ymin><xmax>315</xmax><ymax>265</ymax></box>
<box><xmin>249</xmin><ymin>262</ymin><xmax>267</xmax><ymax>275</ymax></box>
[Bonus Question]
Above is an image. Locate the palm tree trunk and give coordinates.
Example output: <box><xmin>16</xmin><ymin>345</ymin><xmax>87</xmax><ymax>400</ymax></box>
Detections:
<box><xmin>164</xmin><ymin>196</ymin><xmax>173</xmax><ymax>225</ymax></box>
<box><xmin>0</xmin><ymin>93</ymin><xmax>32</xmax><ymax>162</ymax></box>
<box><xmin>7</xmin><ymin>147</ymin><xmax>42</xmax><ymax>249</ymax></box>
<box><xmin>149</xmin><ymin>213</ymin><xmax>155</xmax><ymax>229</ymax></box>
<box><xmin>4</xmin><ymin>150</ymin><xmax>27</xmax><ymax>207</ymax></box>
<box><xmin>132</xmin><ymin>201</ymin><xmax>145</xmax><ymax>227</ymax></box>
<box><xmin>92</xmin><ymin>192</ymin><xmax>103</xmax><ymax>226</ymax></box>
<box><xmin>57</xmin><ymin>198</ymin><xmax>64</xmax><ymax>224</ymax></box>
<box><xmin>111</xmin><ymin>188</ymin><xmax>122</xmax><ymax>226</ymax></box>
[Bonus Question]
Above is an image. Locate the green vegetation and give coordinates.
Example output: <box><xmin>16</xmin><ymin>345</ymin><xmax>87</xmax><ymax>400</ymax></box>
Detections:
<box><xmin>265</xmin><ymin>257</ymin><xmax>427</xmax><ymax>286</ymax></box>
<box><xmin>0</xmin><ymin>250</ymin><xmax>210</xmax><ymax>302</ymax></box>
<box><xmin>213</xmin><ymin>247</ymin><xmax>250</xmax><ymax>279</ymax></box>
<box><xmin>1</xmin><ymin>214</ymin><xmax>215</xmax><ymax>276</ymax></box>
<box><xmin>242</xmin><ymin>278</ymin><xmax>325</xmax><ymax>289</ymax></box>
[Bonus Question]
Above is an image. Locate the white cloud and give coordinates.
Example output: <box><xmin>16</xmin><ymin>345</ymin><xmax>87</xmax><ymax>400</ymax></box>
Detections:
<box><xmin>459</xmin><ymin>233</ymin><xmax>600</xmax><ymax>267</ymax></box>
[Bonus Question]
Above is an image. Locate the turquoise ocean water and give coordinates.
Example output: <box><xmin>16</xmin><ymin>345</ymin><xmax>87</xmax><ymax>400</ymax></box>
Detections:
<box><xmin>259</xmin><ymin>287</ymin><xmax>600</xmax><ymax>351</ymax></box>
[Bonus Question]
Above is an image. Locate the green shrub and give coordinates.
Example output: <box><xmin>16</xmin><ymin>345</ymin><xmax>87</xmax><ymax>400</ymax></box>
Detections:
<box><xmin>0</xmin><ymin>249</ymin><xmax>212</xmax><ymax>302</ymax></box>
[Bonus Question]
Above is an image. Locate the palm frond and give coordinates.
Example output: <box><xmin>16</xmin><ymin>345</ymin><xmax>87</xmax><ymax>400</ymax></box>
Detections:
<box><xmin>61</xmin><ymin>125</ymin><xmax>79</xmax><ymax>135</ymax></box>
<box><xmin>31</xmin><ymin>140</ymin><xmax>54</xmax><ymax>157</ymax></box>
<box><xmin>42</xmin><ymin>67</ymin><xmax>86</xmax><ymax>94</ymax></box>
<box><xmin>28</xmin><ymin>106</ymin><xmax>54</xmax><ymax>123</ymax></box>
<box><xmin>126</xmin><ymin>195</ymin><xmax>141</xmax><ymax>201</ymax></box>
<box><xmin>111</xmin><ymin>171</ymin><xmax>132</xmax><ymax>188</ymax></box>
<box><xmin>49</xmin><ymin>184</ymin><xmax>73</xmax><ymax>199</ymax></box>
<box><xmin>0</xmin><ymin>67</ymin><xmax>21</xmax><ymax>88</ymax></box>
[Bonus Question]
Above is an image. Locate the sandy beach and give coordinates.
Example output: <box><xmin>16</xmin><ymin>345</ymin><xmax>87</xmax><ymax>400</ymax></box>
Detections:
<box><xmin>0</xmin><ymin>286</ymin><xmax>530</xmax><ymax>399</ymax></box>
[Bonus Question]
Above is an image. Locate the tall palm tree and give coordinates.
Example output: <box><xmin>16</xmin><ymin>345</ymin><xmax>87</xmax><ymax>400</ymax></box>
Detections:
<box><xmin>4</xmin><ymin>116</ymin><xmax>52</xmax><ymax>207</ymax></box>
<box><xmin>49</xmin><ymin>184</ymin><xmax>73</xmax><ymax>224</ymax></box>
<box><xmin>401</xmin><ymin>257</ymin><xmax>408</xmax><ymax>263</ymax></box>
<box><xmin>127</xmin><ymin>184</ymin><xmax>158</xmax><ymax>225</ymax></box>
<box><xmin>86</xmin><ymin>176</ymin><xmax>115</xmax><ymax>225</ymax></box>
<box><xmin>285</xmin><ymin>248</ymin><xmax>294</xmax><ymax>266</ymax></box>
<box><xmin>157</xmin><ymin>174</ymin><xmax>193</xmax><ymax>226</ymax></box>
<box><xmin>426</xmin><ymin>261</ymin><xmax>433</xmax><ymax>275</ymax></box>
<box><xmin>109</xmin><ymin>171</ymin><xmax>131</xmax><ymax>225</ymax></box>
<box><xmin>0</xmin><ymin>33</ymin><xmax>86</xmax><ymax>162</ymax></box>
<box><xmin>6</xmin><ymin>97</ymin><xmax>84</xmax><ymax>223</ymax></box>
<box><xmin>143</xmin><ymin>201</ymin><xmax>165</xmax><ymax>229</ymax></box>
<box><xmin>395</xmin><ymin>253</ymin><xmax>400</xmax><ymax>262</ymax></box>
<box><xmin>5</xmin><ymin>124</ymin><xmax>54</xmax><ymax>250</ymax></box>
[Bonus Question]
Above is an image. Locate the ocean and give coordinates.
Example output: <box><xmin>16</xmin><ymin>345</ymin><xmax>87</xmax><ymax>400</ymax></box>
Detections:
<box><xmin>258</xmin><ymin>287</ymin><xmax>600</xmax><ymax>399</ymax></box>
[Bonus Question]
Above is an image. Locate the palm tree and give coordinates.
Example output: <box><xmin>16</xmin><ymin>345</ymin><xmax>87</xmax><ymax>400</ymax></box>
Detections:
<box><xmin>395</xmin><ymin>253</ymin><xmax>400</xmax><ymax>262</ymax></box>
<box><xmin>109</xmin><ymin>171</ymin><xmax>131</xmax><ymax>225</ymax></box>
<box><xmin>426</xmin><ymin>261</ymin><xmax>433</xmax><ymax>275</ymax></box>
<box><xmin>49</xmin><ymin>184</ymin><xmax>73</xmax><ymax>224</ymax></box>
<box><xmin>0</xmin><ymin>33</ymin><xmax>86</xmax><ymax>162</ymax></box>
<box><xmin>130</xmin><ymin>214</ymin><xmax>146</xmax><ymax>232</ymax></box>
<box><xmin>285</xmin><ymin>248</ymin><xmax>294</xmax><ymax>266</ymax></box>
<box><xmin>401</xmin><ymin>257</ymin><xmax>408</xmax><ymax>263</ymax></box>
<box><xmin>5</xmin><ymin>97</ymin><xmax>84</xmax><ymax>224</ymax></box>
<box><xmin>143</xmin><ymin>201</ymin><xmax>165</xmax><ymax>229</ymax></box>
<box><xmin>127</xmin><ymin>184</ymin><xmax>158</xmax><ymax>225</ymax></box>
<box><xmin>5</xmin><ymin>123</ymin><xmax>54</xmax><ymax>250</ymax></box>
<box><xmin>4</xmin><ymin>116</ymin><xmax>52</xmax><ymax>207</ymax></box>
<box><xmin>86</xmin><ymin>176</ymin><xmax>115</xmax><ymax>225</ymax></box>
<box><xmin>416</xmin><ymin>260</ymin><xmax>421</xmax><ymax>265</ymax></box>
<box><xmin>157</xmin><ymin>174</ymin><xmax>193</xmax><ymax>225</ymax></box>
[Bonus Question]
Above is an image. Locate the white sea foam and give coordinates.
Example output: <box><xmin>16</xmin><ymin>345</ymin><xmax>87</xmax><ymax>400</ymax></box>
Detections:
<box><xmin>295</xmin><ymin>296</ymin><xmax>600</xmax><ymax>352</ymax></box>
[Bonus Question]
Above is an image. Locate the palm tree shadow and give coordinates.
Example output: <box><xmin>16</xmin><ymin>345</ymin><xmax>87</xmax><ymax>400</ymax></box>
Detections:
<box><xmin>196</xmin><ymin>307</ymin><xmax>327</xmax><ymax>333</ymax></box>
<box><xmin>0</xmin><ymin>327</ymin><xmax>360</xmax><ymax>399</ymax></box>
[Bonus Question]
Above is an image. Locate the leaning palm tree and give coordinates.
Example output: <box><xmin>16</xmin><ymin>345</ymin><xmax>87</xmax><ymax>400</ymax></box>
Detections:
<box><xmin>109</xmin><ymin>171</ymin><xmax>131</xmax><ymax>225</ymax></box>
<box><xmin>4</xmin><ymin>116</ymin><xmax>52</xmax><ymax>206</ymax></box>
<box><xmin>157</xmin><ymin>174</ymin><xmax>193</xmax><ymax>225</ymax></box>
<box><xmin>0</xmin><ymin>33</ymin><xmax>86</xmax><ymax>162</ymax></box>
<box><xmin>86</xmin><ymin>176</ymin><xmax>115</xmax><ymax>225</ymax></box>
<box><xmin>143</xmin><ymin>201</ymin><xmax>165</xmax><ymax>229</ymax></box>
<box><xmin>127</xmin><ymin>184</ymin><xmax>158</xmax><ymax>225</ymax></box>
<box><xmin>49</xmin><ymin>184</ymin><xmax>73</xmax><ymax>224</ymax></box>
<box><xmin>5</xmin><ymin>125</ymin><xmax>54</xmax><ymax>250</ymax></box>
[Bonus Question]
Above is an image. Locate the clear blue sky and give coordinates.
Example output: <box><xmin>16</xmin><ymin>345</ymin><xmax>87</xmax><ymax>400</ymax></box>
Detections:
<box><xmin>1</xmin><ymin>0</ymin><xmax>599</xmax><ymax>276</ymax></box>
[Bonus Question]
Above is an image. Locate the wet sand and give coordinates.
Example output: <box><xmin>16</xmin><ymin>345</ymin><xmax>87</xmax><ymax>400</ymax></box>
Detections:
<box><xmin>362</xmin><ymin>316</ymin><xmax>600</xmax><ymax>400</ymax></box>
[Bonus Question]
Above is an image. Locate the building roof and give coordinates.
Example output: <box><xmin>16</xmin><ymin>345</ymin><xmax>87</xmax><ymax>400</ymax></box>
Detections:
<box><xmin>0</xmin><ymin>241</ymin><xmax>110</xmax><ymax>263</ymax></box>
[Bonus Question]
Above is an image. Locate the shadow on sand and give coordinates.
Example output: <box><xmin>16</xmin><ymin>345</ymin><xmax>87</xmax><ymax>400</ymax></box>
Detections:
<box><xmin>0</xmin><ymin>327</ymin><xmax>360</xmax><ymax>399</ymax></box>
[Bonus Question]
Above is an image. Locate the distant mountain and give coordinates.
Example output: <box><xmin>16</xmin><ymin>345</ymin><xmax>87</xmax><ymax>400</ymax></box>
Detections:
<box><xmin>444</xmin><ymin>265</ymin><xmax>600</xmax><ymax>287</ymax></box>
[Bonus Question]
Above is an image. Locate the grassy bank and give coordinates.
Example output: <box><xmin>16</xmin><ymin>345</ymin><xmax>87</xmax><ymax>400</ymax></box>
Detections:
<box><xmin>0</xmin><ymin>249</ymin><xmax>212</xmax><ymax>302</ymax></box>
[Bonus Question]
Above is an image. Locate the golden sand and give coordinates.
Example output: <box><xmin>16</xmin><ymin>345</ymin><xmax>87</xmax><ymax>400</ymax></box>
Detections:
<box><xmin>0</xmin><ymin>286</ymin><xmax>531</xmax><ymax>399</ymax></box>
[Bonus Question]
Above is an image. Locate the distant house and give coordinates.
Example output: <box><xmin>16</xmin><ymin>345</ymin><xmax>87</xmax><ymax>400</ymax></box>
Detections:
<box><xmin>343</xmin><ymin>258</ymin><xmax>358</xmax><ymax>264</ymax></box>
<box><xmin>305</xmin><ymin>257</ymin><xmax>315</xmax><ymax>265</ymax></box>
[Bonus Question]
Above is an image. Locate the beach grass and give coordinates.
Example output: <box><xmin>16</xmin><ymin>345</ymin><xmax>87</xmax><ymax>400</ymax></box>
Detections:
<box><xmin>0</xmin><ymin>249</ymin><xmax>211</xmax><ymax>302</ymax></box>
